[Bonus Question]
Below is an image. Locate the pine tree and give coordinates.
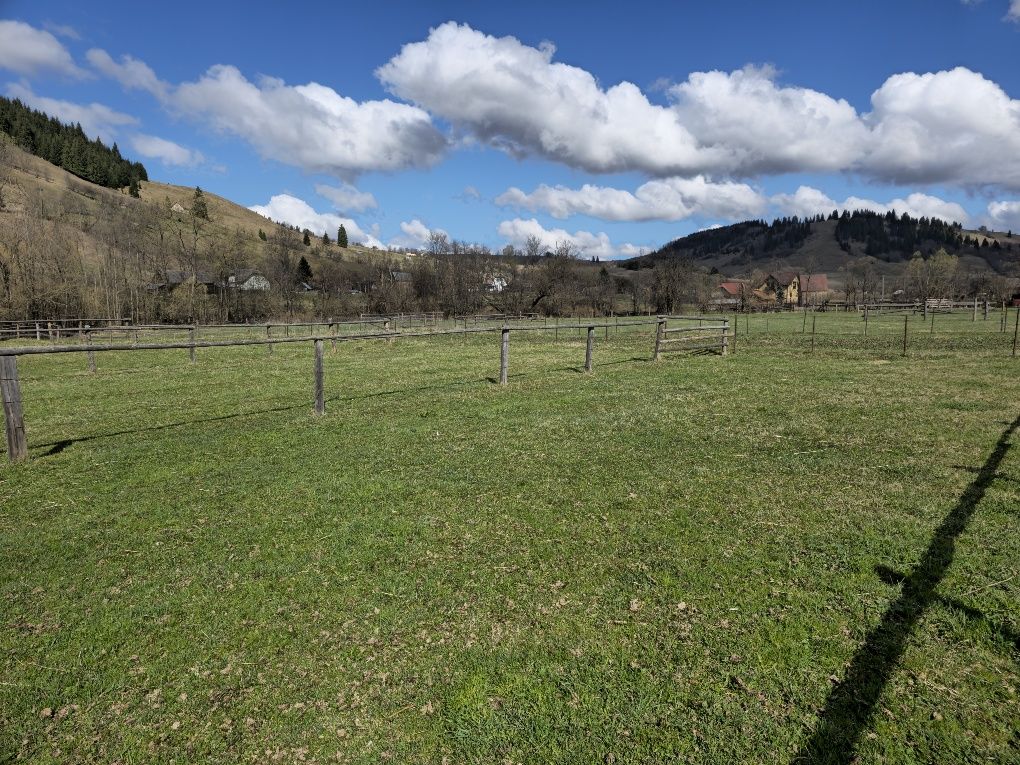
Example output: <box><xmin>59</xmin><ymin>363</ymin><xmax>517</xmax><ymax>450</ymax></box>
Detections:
<box><xmin>192</xmin><ymin>186</ymin><xmax>209</xmax><ymax>220</ymax></box>
<box><xmin>338</xmin><ymin>224</ymin><xmax>348</xmax><ymax>248</ymax></box>
<box><xmin>322</xmin><ymin>231</ymin><xmax>330</xmax><ymax>245</ymax></box>
<box><xmin>258</xmin><ymin>229</ymin><xmax>267</xmax><ymax>241</ymax></box>
<box><xmin>303</xmin><ymin>230</ymin><xmax>311</xmax><ymax>246</ymax></box>
<box><xmin>297</xmin><ymin>256</ymin><xmax>313</xmax><ymax>283</ymax></box>
<box><xmin>128</xmin><ymin>178</ymin><xmax>140</xmax><ymax>198</ymax></box>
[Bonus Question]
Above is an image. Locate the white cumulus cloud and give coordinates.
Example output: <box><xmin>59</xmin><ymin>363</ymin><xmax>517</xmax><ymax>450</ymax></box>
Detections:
<box><xmin>862</xmin><ymin>67</ymin><xmax>1020</xmax><ymax>189</ymax></box>
<box><xmin>669</xmin><ymin>65</ymin><xmax>868</xmax><ymax>175</ymax></box>
<box><xmin>0</xmin><ymin>20</ymin><xmax>88</xmax><ymax>78</ymax></box>
<box><xmin>496</xmin><ymin>176</ymin><xmax>766</xmax><ymax>222</ymax></box>
<box><xmin>378</xmin><ymin>23</ymin><xmax>1020</xmax><ymax>191</ymax></box>
<box><xmin>314</xmin><ymin>182</ymin><xmax>378</xmax><ymax>213</ymax></box>
<box><xmin>772</xmin><ymin>185</ymin><xmax>970</xmax><ymax>224</ymax></box>
<box><xmin>986</xmin><ymin>200</ymin><xmax>1020</xmax><ymax>230</ymax></box>
<box><xmin>388</xmin><ymin>218</ymin><xmax>447</xmax><ymax>249</ymax></box>
<box><xmin>171</xmin><ymin>65</ymin><xmax>446</xmax><ymax>179</ymax></box>
<box><xmin>249</xmin><ymin>194</ymin><xmax>384</xmax><ymax>248</ymax></box>
<box><xmin>86</xmin><ymin>48</ymin><xmax>168</xmax><ymax>99</ymax></box>
<box><xmin>378</xmin><ymin>22</ymin><xmax>710</xmax><ymax>176</ymax></box>
<box><xmin>497</xmin><ymin>218</ymin><xmax>645</xmax><ymax>260</ymax></box>
<box><xmin>129</xmin><ymin>134</ymin><xmax>204</xmax><ymax>166</ymax></box>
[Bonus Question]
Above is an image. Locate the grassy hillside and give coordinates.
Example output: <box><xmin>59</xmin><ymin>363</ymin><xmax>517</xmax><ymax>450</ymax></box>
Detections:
<box><xmin>1</xmin><ymin>137</ymin><xmax>386</xmax><ymax>266</ymax></box>
<box><xmin>1</xmin><ymin>316</ymin><xmax>1018</xmax><ymax>762</ymax></box>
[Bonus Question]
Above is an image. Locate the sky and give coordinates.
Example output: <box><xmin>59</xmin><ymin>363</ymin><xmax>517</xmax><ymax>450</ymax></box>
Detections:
<box><xmin>2</xmin><ymin>0</ymin><xmax>1020</xmax><ymax>258</ymax></box>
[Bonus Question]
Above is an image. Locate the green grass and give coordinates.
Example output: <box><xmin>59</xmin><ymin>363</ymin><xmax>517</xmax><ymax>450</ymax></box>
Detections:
<box><xmin>1</xmin><ymin>314</ymin><xmax>1018</xmax><ymax>763</ymax></box>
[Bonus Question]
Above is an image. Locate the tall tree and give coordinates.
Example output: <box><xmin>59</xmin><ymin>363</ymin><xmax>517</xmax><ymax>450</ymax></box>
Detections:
<box><xmin>191</xmin><ymin>186</ymin><xmax>209</xmax><ymax>220</ymax></box>
<box><xmin>337</xmin><ymin>224</ymin><xmax>348</xmax><ymax>248</ymax></box>
<box><xmin>297</xmin><ymin>255</ymin><xmax>313</xmax><ymax>283</ymax></box>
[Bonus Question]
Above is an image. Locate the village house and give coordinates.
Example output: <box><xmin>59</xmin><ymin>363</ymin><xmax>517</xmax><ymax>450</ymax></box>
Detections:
<box><xmin>713</xmin><ymin>280</ymin><xmax>747</xmax><ymax>308</ymax></box>
<box><xmin>753</xmin><ymin>272</ymin><xmax>830</xmax><ymax>307</ymax></box>
<box><xmin>147</xmin><ymin>269</ymin><xmax>270</xmax><ymax>294</ymax></box>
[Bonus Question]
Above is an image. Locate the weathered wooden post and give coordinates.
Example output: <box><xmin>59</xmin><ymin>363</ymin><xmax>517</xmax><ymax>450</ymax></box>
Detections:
<box><xmin>34</xmin><ymin>323</ymin><xmax>40</xmax><ymax>341</ymax></box>
<box><xmin>266</xmin><ymin>324</ymin><xmax>273</xmax><ymax>355</ymax></box>
<box><xmin>810</xmin><ymin>314</ymin><xmax>816</xmax><ymax>353</ymax></box>
<box><xmin>313</xmin><ymin>339</ymin><xmax>325</xmax><ymax>414</ymax></box>
<box><xmin>385</xmin><ymin>319</ymin><xmax>394</xmax><ymax>345</ymax></box>
<box><xmin>330</xmin><ymin>323</ymin><xmax>337</xmax><ymax>354</ymax></box>
<box><xmin>189</xmin><ymin>326</ymin><xmax>197</xmax><ymax>363</ymax></box>
<box><xmin>923</xmin><ymin>300</ymin><xmax>928</xmax><ymax>320</ymax></box>
<box><xmin>653</xmin><ymin>318</ymin><xmax>665</xmax><ymax>361</ymax></box>
<box><xmin>499</xmin><ymin>327</ymin><xmax>510</xmax><ymax>385</ymax></box>
<box><xmin>902</xmin><ymin>313</ymin><xmax>909</xmax><ymax>356</ymax></box>
<box><xmin>1</xmin><ymin>355</ymin><xmax>28</xmax><ymax>463</ymax></box>
<box><xmin>1013</xmin><ymin>307</ymin><xmax>1019</xmax><ymax>358</ymax></box>
<box><xmin>983</xmin><ymin>300</ymin><xmax>989</xmax><ymax>321</ymax></box>
<box><xmin>864</xmin><ymin>305</ymin><xmax>869</xmax><ymax>336</ymax></box>
<box><xmin>585</xmin><ymin>325</ymin><xmax>595</xmax><ymax>373</ymax></box>
<box><xmin>722</xmin><ymin>319</ymin><xmax>730</xmax><ymax>356</ymax></box>
<box><xmin>86</xmin><ymin>328</ymin><xmax>96</xmax><ymax>373</ymax></box>
<box><xmin>973</xmin><ymin>297</ymin><xmax>978</xmax><ymax>322</ymax></box>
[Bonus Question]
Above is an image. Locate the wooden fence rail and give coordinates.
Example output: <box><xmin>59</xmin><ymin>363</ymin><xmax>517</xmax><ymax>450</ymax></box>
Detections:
<box><xmin>4</xmin><ymin>317</ymin><xmax>725</xmax><ymax>463</ymax></box>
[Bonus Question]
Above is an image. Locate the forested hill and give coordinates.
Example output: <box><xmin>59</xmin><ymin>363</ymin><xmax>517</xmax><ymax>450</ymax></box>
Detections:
<box><xmin>0</xmin><ymin>96</ymin><xmax>147</xmax><ymax>191</ymax></box>
<box><xmin>625</xmin><ymin>210</ymin><xmax>1020</xmax><ymax>276</ymax></box>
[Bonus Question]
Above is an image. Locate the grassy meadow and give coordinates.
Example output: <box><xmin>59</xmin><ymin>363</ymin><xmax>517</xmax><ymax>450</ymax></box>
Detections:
<box><xmin>1</xmin><ymin>311</ymin><xmax>1019</xmax><ymax>763</ymax></box>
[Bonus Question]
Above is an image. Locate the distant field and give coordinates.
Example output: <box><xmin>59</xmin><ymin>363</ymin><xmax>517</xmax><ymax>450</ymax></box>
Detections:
<box><xmin>1</xmin><ymin>313</ymin><xmax>1018</xmax><ymax>763</ymax></box>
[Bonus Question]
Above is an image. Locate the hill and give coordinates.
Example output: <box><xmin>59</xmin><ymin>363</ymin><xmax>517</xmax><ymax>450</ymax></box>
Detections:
<box><xmin>625</xmin><ymin>212</ymin><xmax>1020</xmax><ymax>282</ymax></box>
<box><xmin>0</xmin><ymin>135</ymin><xmax>399</xmax><ymax>323</ymax></box>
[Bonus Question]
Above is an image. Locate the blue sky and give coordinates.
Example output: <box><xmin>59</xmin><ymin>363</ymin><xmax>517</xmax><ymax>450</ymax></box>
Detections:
<box><xmin>2</xmin><ymin>0</ymin><xmax>1020</xmax><ymax>256</ymax></box>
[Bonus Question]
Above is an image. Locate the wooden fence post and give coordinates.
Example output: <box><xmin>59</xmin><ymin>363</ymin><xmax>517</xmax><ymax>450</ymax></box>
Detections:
<box><xmin>86</xmin><ymin>329</ymin><xmax>96</xmax><ymax>373</ymax></box>
<box><xmin>902</xmin><ymin>313</ymin><xmax>909</xmax><ymax>356</ymax></box>
<box><xmin>266</xmin><ymin>324</ymin><xmax>273</xmax><ymax>355</ymax></box>
<box><xmin>653</xmin><ymin>318</ymin><xmax>665</xmax><ymax>361</ymax></box>
<box><xmin>810</xmin><ymin>315</ymin><xmax>816</xmax><ymax>353</ymax></box>
<box><xmin>864</xmin><ymin>305</ymin><xmax>869</xmax><ymax>336</ymax></box>
<box><xmin>585</xmin><ymin>325</ymin><xmax>594</xmax><ymax>373</ymax></box>
<box><xmin>1</xmin><ymin>356</ymin><xmax>28</xmax><ymax>463</ymax></box>
<box><xmin>34</xmin><ymin>323</ymin><xmax>40</xmax><ymax>341</ymax></box>
<box><xmin>330</xmin><ymin>322</ymin><xmax>337</xmax><ymax>354</ymax></box>
<box><xmin>1013</xmin><ymin>307</ymin><xmax>1019</xmax><ymax>358</ymax></box>
<box><xmin>499</xmin><ymin>327</ymin><xmax>510</xmax><ymax>385</ymax></box>
<box><xmin>722</xmin><ymin>319</ymin><xmax>730</xmax><ymax>356</ymax></box>
<box><xmin>189</xmin><ymin>327</ymin><xmax>197</xmax><ymax>363</ymax></box>
<box><xmin>973</xmin><ymin>298</ymin><xmax>978</xmax><ymax>322</ymax></box>
<box><xmin>313</xmin><ymin>339</ymin><xmax>325</xmax><ymax>414</ymax></box>
<box><xmin>983</xmin><ymin>300</ymin><xmax>989</xmax><ymax>321</ymax></box>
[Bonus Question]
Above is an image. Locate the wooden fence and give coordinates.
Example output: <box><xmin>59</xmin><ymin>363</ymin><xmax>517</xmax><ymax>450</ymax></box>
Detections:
<box><xmin>0</xmin><ymin>315</ymin><xmax>725</xmax><ymax>463</ymax></box>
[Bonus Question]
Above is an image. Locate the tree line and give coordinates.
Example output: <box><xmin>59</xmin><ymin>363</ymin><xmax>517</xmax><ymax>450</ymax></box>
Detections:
<box><xmin>0</xmin><ymin>96</ymin><xmax>148</xmax><ymax>191</ymax></box>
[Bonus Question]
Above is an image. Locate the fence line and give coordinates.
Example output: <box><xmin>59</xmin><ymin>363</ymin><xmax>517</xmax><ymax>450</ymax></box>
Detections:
<box><xmin>1</xmin><ymin>316</ymin><xmax>728</xmax><ymax>462</ymax></box>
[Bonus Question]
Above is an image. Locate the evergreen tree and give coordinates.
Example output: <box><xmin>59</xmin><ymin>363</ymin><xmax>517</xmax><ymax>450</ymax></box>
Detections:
<box><xmin>322</xmin><ymin>231</ymin><xmax>330</xmax><ymax>245</ymax></box>
<box><xmin>0</xmin><ymin>96</ymin><xmax>148</xmax><ymax>189</ymax></box>
<box><xmin>128</xmin><ymin>178</ymin><xmax>140</xmax><ymax>198</ymax></box>
<box><xmin>192</xmin><ymin>186</ymin><xmax>209</xmax><ymax>220</ymax></box>
<box><xmin>337</xmin><ymin>224</ymin><xmax>348</xmax><ymax>248</ymax></box>
<box><xmin>258</xmin><ymin>228</ymin><xmax>267</xmax><ymax>241</ymax></box>
<box><xmin>297</xmin><ymin>255</ymin><xmax>313</xmax><ymax>283</ymax></box>
<box><xmin>303</xmin><ymin>230</ymin><xmax>311</xmax><ymax>246</ymax></box>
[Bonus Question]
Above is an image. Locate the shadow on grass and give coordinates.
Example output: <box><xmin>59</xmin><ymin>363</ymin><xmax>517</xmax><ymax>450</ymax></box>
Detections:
<box><xmin>793</xmin><ymin>414</ymin><xmax>1020</xmax><ymax>764</ymax></box>
<box><xmin>34</xmin><ymin>357</ymin><xmax>651</xmax><ymax>457</ymax></box>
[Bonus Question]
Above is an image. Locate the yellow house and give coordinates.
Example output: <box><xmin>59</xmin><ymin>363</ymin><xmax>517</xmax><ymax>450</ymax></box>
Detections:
<box><xmin>757</xmin><ymin>272</ymin><xmax>800</xmax><ymax>305</ymax></box>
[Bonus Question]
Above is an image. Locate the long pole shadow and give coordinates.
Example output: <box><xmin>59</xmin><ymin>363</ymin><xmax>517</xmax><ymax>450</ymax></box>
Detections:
<box><xmin>793</xmin><ymin>414</ymin><xmax>1020</xmax><ymax>764</ymax></box>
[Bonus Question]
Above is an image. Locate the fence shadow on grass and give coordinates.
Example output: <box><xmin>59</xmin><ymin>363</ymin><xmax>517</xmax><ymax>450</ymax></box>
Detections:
<box><xmin>34</xmin><ymin>359</ymin><xmax>648</xmax><ymax>457</ymax></box>
<box><xmin>792</xmin><ymin>414</ymin><xmax>1020</xmax><ymax>764</ymax></box>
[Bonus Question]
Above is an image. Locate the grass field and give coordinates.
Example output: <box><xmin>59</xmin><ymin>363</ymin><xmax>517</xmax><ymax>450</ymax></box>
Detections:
<box><xmin>2</xmin><ymin>312</ymin><xmax>1019</xmax><ymax>763</ymax></box>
